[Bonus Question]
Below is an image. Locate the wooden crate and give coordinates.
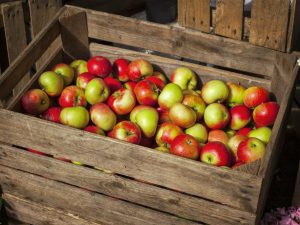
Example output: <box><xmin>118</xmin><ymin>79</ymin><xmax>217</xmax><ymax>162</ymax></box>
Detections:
<box><xmin>178</xmin><ymin>0</ymin><xmax>300</xmax><ymax>52</ymax></box>
<box><xmin>0</xmin><ymin>5</ymin><xmax>299</xmax><ymax>225</ymax></box>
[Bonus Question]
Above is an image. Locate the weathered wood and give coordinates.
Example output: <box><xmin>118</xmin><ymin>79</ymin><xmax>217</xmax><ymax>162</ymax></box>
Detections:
<box><xmin>0</xmin><ymin>165</ymin><xmax>200</xmax><ymax>225</ymax></box>
<box><xmin>178</xmin><ymin>0</ymin><xmax>210</xmax><ymax>33</ymax></box>
<box><xmin>293</xmin><ymin>162</ymin><xmax>300</xmax><ymax>206</ymax></box>
<box><xmin>0</xmin><ymin>144</ymin><xmax>257</xmax><ymax>225</ymax></box>
<box><xmin>65</xmin><ymin>5</ymin><xmax>280</xmax><ymax>77</ymax></box>
<box><xmin>287</xmin><ymin>0</ymin><xmax>300</xmax><ymax>52</ymax></box>
<box><xmin>249</xmin><ymin>0</ymin><xmax>290</xmax><ymax>52</ymax></box>
<box><xmin>4</xmin><ymin>193</ymin><xmax>102</xmax><ymax>225</ymax></box>
<box><xmin>234</xmin><ymin>159</ymin><xmax>261</xmax><ymax>175</ymax></box>
<box><xmin>0</xmin><ymin>109</ymin><xmax>262</xmax><ymax>213</ymax></box>
<box><xmin>0</xmin><ymin>7</ymin><xmax>63</xmax><ymax>104</ymax></box>
<box><xmin>89</xmin><ymin>43</ymin><xmax>271</xmax><ymax>89</ymax></box>
<box><xmin>214</xmin><ymin>0</ymin><xmax>243</xmax><ymax>40</ymax></box>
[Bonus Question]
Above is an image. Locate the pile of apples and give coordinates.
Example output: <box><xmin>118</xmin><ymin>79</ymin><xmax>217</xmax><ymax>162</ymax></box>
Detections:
<box><xmin>21</xmin><ymin>56</ymin><xmax>279</xmax><ymax>168</ymax></box>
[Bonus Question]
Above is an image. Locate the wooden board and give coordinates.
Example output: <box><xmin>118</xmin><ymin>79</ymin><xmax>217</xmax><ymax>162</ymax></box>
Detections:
<box><xmin>0</xmin><ymin>165</ymin><xmax>200</xmax><ymax>225</ymax></box>
<box><xmin>178</xmin><ymin>0</ymin><xmax>211</xmax><ymax>33</ymax></box>
<box><xmin>0</xmin><ymin>144</ymin><xmax>257</xmax><ymax>225</ymax></box>
<box><xmin>249</xmin><ymin>0</ymin><xmax>290</xmax><ymax>52</ymax></box>
<box><xmin>293</xmin><ymin>162</ymin><xmax>300</xmax><ymax>206</ymax></box>
<box><xmin>287</xmin><ymin>0</ymin><xmax>300</xmax><ymax>52</ymax></box>
<box><xmin>214</xmin><ymin>0</ymin><xmax>243</xmax><ymax>40</ymax></box>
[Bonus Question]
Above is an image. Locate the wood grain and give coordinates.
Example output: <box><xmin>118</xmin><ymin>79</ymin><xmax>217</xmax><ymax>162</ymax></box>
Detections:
<box><xmin>3</xmin><ymin>193</ymin><xmax>102</xmax><ymax>225</ymax></box>
<box><xmin>0</xmin><ymin>165</ymin><xmax>200</xmax><ymax>225</ymax></box>
<box><xmin>214</xmin><ymin>0</ymin><xmax>243</xmax><ymax>40</ymax></box>
<box><xmin>249</xmin><ymin>0</ymin><xmax>290</xmax><ymax>51</ymax></box>
<box><xmin>178</xmin><ymin>0</ymin><xmax>211</xmax><ymax>33</ymax></box>
<box><xmin>65</xmin><ymin>5</ymin><xmax>280</xmax><ymax>78</ymax></box>
<box><xmin>0</xmin><ymin>108</ymin><xmax>262</xmax><ymax>213</ymax></box>
<box><xmin>287</xmin><ymin>0</ymin><xmax>300</xmax><ymax>52</ymax></box>
<box><xmin>0</xmin><ymin>144</ymin><xmax>257</xmax><ymax>225</ymax></box>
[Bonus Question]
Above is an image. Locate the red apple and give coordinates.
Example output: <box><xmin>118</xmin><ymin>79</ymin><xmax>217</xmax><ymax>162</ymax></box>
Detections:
<box><xmin>227</xmin><ymin>135</ymin><xmax>248</xmax><ymax>161</ymax></box>
<box><xmin>204</xmin><ymin>103</ymin><xmax>230</xmax><ymax>130</ymax></box>
<box><xmin>170</xmin><ymin>134</ymin><xmax>200</xmax><ymax>160</ymax></box>
<box><xmin>128</xmin><ymin>59</ymin><xmax>153</xmax><ymax>81</ymax></box>
<box><xmin>38</xmin><ymin>71</ymin><xmax>64</xmax><ymax>97</ymax></box>
<box><xmin>200</xmin><ymin>142</ymin><xmax>232</xmax><ymax>167</ymax></box>
<box><xmin>253</xmin><ymin>102</ymin><xmax>279</xmax><ymax>128</ymax></box>
<box><xmin>145</xmin><ymin>76</ymin><xmax>165</xmax><ymax>90</ymax></box>
<box><xmin>208</xmin><ymin>130</ymin><xmax>229</xmax><ymax>146</ymax></box>
<box><xmin>58</xmin><ymin>86</ymin><xmax>87</xmax><ymax>108</ymax></box>
<box><xmin>230</xmin><ymin>105</ymin><xmax>251</xmax><ymax>130</ymax></box>
<box><xmin>155</xmin><ymin>122</ymin><xmax>183</xmax><ymax>147</ymax></box>
<box><xmin>87</xmin><ymin>56</ymin><xmax>112</xmax><ymax>78</ymax></box>
<box><xmin>152</xmin><ymin>71</ymin><xmax>168</xmax><ymax>84</ymax></box>
<box><xmin>90</xmin><ymin>103</ymin><xmax>117</xmax><ymax>131</ymax></box>
<box><xmin>123</xmin><ymin>81</ymin><xmax>137</xmax><ymax>92</ymax></box>
<box><xmin>60</xmin><ymin>106</ymin><xmax>90</xmax><ymax>129</ymax></box>
<box><xmin>157</xmin><ymin>107</ymin><xmax>171</xmax><ymax>124</ymax></box>
<box><xmin>41</xmin><ymin>106</ymin><xmax>62</xmax><ymax>123</ymax></box>
<box><xmin>134</xmin><ymin>80</ymin><xmax>159</xmax><ymax>106</ymax></box>
<box><xmin>170</xmin><ymin>67</ymin><xmax>197</xmax><ymax>90</ymax></box>
<box><xmin>108</xmin><ymin>88</ymin><xmax>136</xmax><ymax>115</ymax></box>
<box><xmin>243</xmin><ymin>86</ymin><xmax>269</xmax><ymax>108</ymax></box>
<box><xmin>76</xmin><ymin>72</ymin><xmax>96</xmax><ymax>89</ymax></box>
<box><xmin>85</xmin><ymin>78</ymin><xmax>110</xmax><ymax>105</ymax></box>
<box><xmin>104</xmin><ymin>77</ymin><xmax>122</xmax><ymax>93</ymax></box>
<box><xmin>169</xmin><ymin>103</ymin><xmax>197</xmax><ymax>129</ymax></box>
<box><xmin>84</xmin><ymin>125</ymin><xmax>105</xmax><ymax>135</ymax></box>
<box><xmin>113</xmin><ymin>58</ymin><xmax>129</xmax><ymax>82</ymax></box>
<box><xmin>108</xmin><ymin>121</ymin><xmax>141</xmax><ymax>144</ymax></box>
<box><xmin>182</xmin><ymin>94</ymin><xmax>206</xmax><ymax>121</ymax></box>
<box><xmin>21</xmin><ymin>89</ymin><xmax>50</xmax><ymax>115</ymax></box>
<box><xmin>237</xmin><ymin>137</ymin><xmax>266</xmax><ymax>163</ymax></box>
<box><xmin>236</xmin><ymin>127</ymin><xmax>252</xmax><ymax>136</ymax></box>
<box><xmin>52</xmin><ymin>63</ymin><xmax>75</xmax><ymax>86</ymax></box>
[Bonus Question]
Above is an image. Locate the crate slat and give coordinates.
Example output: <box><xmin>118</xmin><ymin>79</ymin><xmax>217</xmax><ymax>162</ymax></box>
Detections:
<box><xmin>287</xmin><ymin>0</ymin><xmax>300</xmax><ymax>52</ymax></box>
<box><xmin>293</xmin><ymin>162</ymin><xmax>300</xmax><ymax>206</ymax></box>
<box><xmin>249</xmin><ymin>0</ymin><xmax>290</xmax><ymax>52</ymax></box>
<box><xmin>214</xmin><ymin>0</ymin><xmax>243</xmax><ymax>40</ymax></box>
<box><xmin>178</xmin><ymin>0</ymin><xmax>210</xmax><ymax>33</ymax></box>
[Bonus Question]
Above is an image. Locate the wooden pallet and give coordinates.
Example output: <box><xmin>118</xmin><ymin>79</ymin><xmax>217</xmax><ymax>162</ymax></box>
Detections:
<box><xmin>0</xmin><ymin>5</ymin><xmax>298</xmax><ymax>224</ymax></box>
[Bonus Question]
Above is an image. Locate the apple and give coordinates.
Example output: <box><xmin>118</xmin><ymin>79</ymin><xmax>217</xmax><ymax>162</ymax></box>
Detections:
<box><xmin>169</xmin><ymin>103</ymin><xmax>197</xmax><ymax>128</ymax></box>
<box><xmin>204</xmin><ymin>103</ymin><xmax>230</xmax><ymax>129</ymax></box>
<box><xmin>76</xmin><ymin>72</ymin><xmax>96</xmax><ymax>89</ymax></box>
<box><xmin>41</xmin><ymin>106</ymin><xmax>62</xmax><ymax>123</ymax></box>
<box><xmin>52</xmin><ymin>63</ymin><xmax>75</xmax><ymax>86</ymax></box>
<box><xmin>108</xmin><ymin>121</ymin><xmax>141</xmax><ymax>144</ymax></box>
<box><xmin>158</xmin><ymin>83</ymin><xmax>183</xmax><ymax>110</ymax></box>
<box><xmin>157</xmin><ymin>107</ymin><xmax>171</xmax><ymax>124</ymax></box>
<box><xmin>155</xmin><ymin>146</ymin><xmax>170</xmax><ymax>153</ymax></box>
<box><xmin>85</xmin><ymin>78</ymin><xmax>110</xmax><ymax>105</ymax></box>
<box><xmin>70</xmin><ymin>59</ymin><xmax>88</xmax><ymax>78</ymax></box>
<box><xmin>28</xmin><ymin>148</ymin><xmax>50</xmax><ymax>156</ymax></box>
<box><xmin>236</xmin><ymin>127</ymin><xmax>252</xmax><ymax>136</ymax></box>
<box><xmin>155</xmin><ymin>122</ymin><xmax>183</xmax><ymax>147</ymax></box>
<box><xmin>230</xmin><ymin>105</ymin><xmax>251</xmax><ymax>130</ymax></box>
<box><xmin>90</xmin><ymin>103</ymin><xmax>117</xmax><ymax>131</ymax></box>
<box><xmin>208</xmin><ymin>130</ymin><xmax>228</xmax><ymax>145</ymax></box>
<box><xmin>128</xmin><ymin>59</ymin><xmax>153</xmax><ymax>81</ymax></box>
<box><xmin>84</xmin><ymin>125</ymin><xmax>105</xmax><ymax>135</ymax></box>
<box><xmin>130</xmin><ymin>106</ymin><xmax>158</xmax><ymax>138</ymax></box>
<box><xmin>38</xmin><ymin>71</ymin><xmax>64</xmax><ymax>97</ymax></box>
<box><xmin>134</xmin><ymin>80</ymin><xmax>159</xmax><ymax>106</ymax></box>
<box><xmin>60</xmin><ymin>106</ymin><xmax>89</xmax><ymax>129</ymax></box>
<box><xmin>182</xmin><ymin>94</ymin><xmax>206</xmax><ymax>121</ymax></box>
<box><xmin>253</xmin><ymin>102</ymin><xmax>279</xmax><ymax>127</ymax></box>
<box><xmin>170</xmin><ymin>67</ymin><xmax>197</xmax><ymax>90</ymax></box>
<box><xmin>185</xmin><ymin>123</ymin><xmax>208</xmax><ymax>143</ymax></box>
<box><xmin>87</xmin><ymin>56</ymin><xmax>112</xmax><ymax>78</ymax></box>
<box><xmin>183</xmin><ymin>90</ymin><xmax>200</xmax><ymax>96</ymax></box>
<box><xmin>152</xmin><ymin>71</ymin><xmax>168</xmax><ymax>83</ymax></box>
<box><xmin>237</xmin><ymin>137</ymin><xmax>266</xmax><ymax>163</ymax></box>
<box><xmin>113</xmin><ymin>58</ymin><xmax>129</xmax><ymax>82</ymax></box>
<box><xmin>227</xmin><ymin>82</ymin><xmax>245</xmax><ymax>106</ymax></box>
<box><xmin>104</xmin><ymin>77</ymin><xmax>122</xmax><ymax>93</ymax></box>
<box><xmin>123</xmin><ymin>81</ymin><xmax>137</xmax><ymax>92</ymax></box>
<box><xmin>200</xmin><ymin>142</ymin><xmax>232</xmax><ymax>167</ymax></box>
<box><xmin>108</xmin><ymin>88</ymin><xmax>136</xmax><ymax>115</ymax></box>
<box><xmin>21</xmin><ymin>89</ymin><xmax>50</xmax><ymax>115</ymax></box>
<box><xmin>243</xmin><ymin>86</ymin><xmax>269</xmax><ymax>108</ymax></box>
<box><xmin>226</xmin><ymin>129</ymin><xmax>236</xmax><ymax>138</ymax></box>
<box><xmin>59</xmin><ymin>86</ymin><xmax>87</xmax><ymax>108</ymax></box>
<box><xmin>201</xmin><ymin>80</ymin><xmax>229</xmax><ymax>104</ymax></box>
<box><xmin>228</xmin><ymin>135</ymin><xmax>248</xmax><ymax>161</ymax></box>
<box><xmin>145</xmin><ymin>76</ymin><xmax>165</xmax><ymax>90</ymax></box>
<box><xmin>248</xmin><ymin>127</ymin><xmax>272</xmax><ymax>144</ymax></box>
<box><xmin>170</xmin><ymin>134</ymin><xmax>200</xmax><ymax>160</ymax></box>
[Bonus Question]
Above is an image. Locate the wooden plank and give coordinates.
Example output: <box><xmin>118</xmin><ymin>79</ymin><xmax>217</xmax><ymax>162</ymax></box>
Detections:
<box><xmin>214</xmin><ymin>0</ymin><xmax>243</xmax><ymax>40</ymax></box>
<box><xmin>287</xmin><ymin>0</ymin><xmax>300</xmax><ymax>52</ymax></box>
<box><xmin>0</xmin><ymin>166</ymin><xmax>200</xmax><ymax>225</ymax></box>
<box><xmin>89</xmin><ymin>43</ymin><xmax>271</xmax><ymax>89</ymax></box>
<box><xmin>249</xmin><ymin>0</ymin><xmax>290</xmax><ymax>51</ymax></box>
<box><xmin>0</xmin><ymin>109</ymin><xmax>262</xmax><ymax>213</ymax></box>
<box><xmin>0</xmin><ymin>144</ymin><xmax>257</xmax><ymax>225</ymax></box>
<box><xmin>0</xmin><ymin>7</ymin><xmax>63</xmax><ymax>104</ymax></box>
<box><xmin>293</xmin><ymin>162</ymin><xmax>300</xmax><ymax>206</ymax></box>
<box><xmin>178</xmin><ymin>0</ymin><xmax>211</xmax><ymax>33</ymax></box>
<box><xmin>67</xmin><ymin>5</ymin><xmax>279</xmax><ymax>78</ymax></box>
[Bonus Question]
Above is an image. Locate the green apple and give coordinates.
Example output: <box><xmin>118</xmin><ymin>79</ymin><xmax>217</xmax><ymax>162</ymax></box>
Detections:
<box><xmin>185</xmin><ymin>123</ymin><xmax>208</xmax><ymax>143</ymax></box>
<box><xmin>248</xmin><ymin>127</ymin><xmax>272</xmax><ymax>144</ymax></box>
<box><xmin>53</xmin><ymin>63</ymin><xmax>75</xmax><ymax>86</ymax></box>
<box><xmin>60</xmin><ymin>106</ymin><xmax>89</xmax><ymax>129</ymax></box>
<box><xmin>204</xmin><ymin>103</ymin><xmax>230</xmax><ymax>129</ymax></box>
<box><xmin>38</xmin><ymin>71</ymin><xmax>64</xmax><ymax>97</ymax></box>
<box><xmin>170</xmin><ymin>67</ymin><xmax>198</xmax><ymax>90</ymax></box>
<box><xmin>90</xmin><ymin>103</ymin><xmax>117</xmax><ymax>131</ymax></box>
<box><xmin>169</xmin><ymin>103</ymin><xmax>197</xmax><ymax>128</ymax></box>
<box><xmin>227</xmin><ymin>82</ymin><xmax>246</xmax><ymax>106</ymax></box>
<box><xmin>70</xmin><ymin>59</ymin><xmax>88</xmax><ymax>78</ymax></box>
<box><xmin>158</xmin><ymin>83</ymin><xmax>183</xmax><ymax>110</ymax></box>
<box><xmin>201</xmin><ymin>80</ymin><xmax>229</xmax><ymax>104</ymax></box>
<box><xmin>85</xmin><ymin>78</ymin><xmax>110</xmax><ymax>105</ymax></box>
